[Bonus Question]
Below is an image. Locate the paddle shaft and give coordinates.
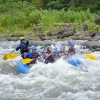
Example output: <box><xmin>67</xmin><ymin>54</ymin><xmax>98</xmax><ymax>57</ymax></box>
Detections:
<box><xmin>75</xmin><ymin>48</ymin><xmax>84</xmax><ymax>53</ymax></box>
<box><xmin>75</xmin><ymin>48</ymin><xmax>96</xmax><ymax>60</ymax></box>
<box><xmin>11</xmin><ymin>49</ymin><xmax>15</xmax><ymax>53</ymax></box>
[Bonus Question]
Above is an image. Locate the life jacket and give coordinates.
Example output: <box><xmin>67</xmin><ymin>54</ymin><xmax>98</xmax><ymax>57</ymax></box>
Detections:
<box><xmin>20</xmin><ymin>43</ymin><xmax>29</xmax><ymax>54</ymax></box>
<box><xmin>54</xmin><ymin>55</ymin><xmax>60</xmax><ymax>60</ymax></box>
<box><xmin>31</xmin><ymin>52</ymin><xmax>38</xmax><ymax>59</ymax></box>
<box><xmin>42</xmin><ymin>56</ymin><xmax>48</xmax><ymax>64</ymax></box>
<box><xmin>46</xmin><ymin>55</ymin><xmax>55</xmax><ymax>63</ymax></box>
<box><xmin>68</xmin><ymin>47</ymin><xmax>75</xmax><ymax>54</ymax></box>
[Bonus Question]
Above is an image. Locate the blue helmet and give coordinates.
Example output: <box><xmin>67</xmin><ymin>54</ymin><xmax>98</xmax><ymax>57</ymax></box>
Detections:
<box><xmin>69</xmin><ymin>41</ymin><xmax>75</xmax><ymax>46</ymax></box>
<box><xmin>53</xmin><ymin>50</ymin><xmax>59</xmax><ymax>54</ymax></box>
<box><xmin>42</xmin><ymin>50</ymin><xmax>47</xmax><ymax>53</ymax></box>
<box><xmin>32</xmin><ymin>46</ymin><xmax>37</xmax><ymax>50</ymax></box>
<box><xmin>60</xmin><ymin>46</ymin><xmax>64</xmax><ymax>51</ymax></box>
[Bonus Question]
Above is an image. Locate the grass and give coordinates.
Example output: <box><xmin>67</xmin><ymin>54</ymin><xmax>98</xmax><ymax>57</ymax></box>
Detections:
<box><xmin>0</xmin><ymin>4</ymin><xmax>99</xmax><ymax>35</ymax></box>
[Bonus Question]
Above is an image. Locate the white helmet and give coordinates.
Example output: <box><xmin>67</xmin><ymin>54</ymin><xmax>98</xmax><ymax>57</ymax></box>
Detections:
<box><xmin>19</xmin><ymin>37</ymin><xmax>25</xmax><ymax>40</ymax></box>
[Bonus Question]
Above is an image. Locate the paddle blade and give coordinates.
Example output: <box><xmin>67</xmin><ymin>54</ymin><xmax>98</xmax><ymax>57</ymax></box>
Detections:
<box><xmin>85</xmin><ymin>53</ymin><xmax>96</xmax><ymax>60</ymax></box>
<box><xmin>2</xmin><ymin>53</ymin><xmax>19</xmax><ymax>60</ymax></box>
<box><xmin>22</xmin><ymin>58</ymin><xmax>33</xmax><ymax>64</ymax></box>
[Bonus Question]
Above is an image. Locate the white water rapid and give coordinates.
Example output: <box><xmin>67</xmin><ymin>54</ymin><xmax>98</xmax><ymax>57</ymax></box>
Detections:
<box><xmin>0</xmin><ymin>40</ymin><xmax>100</xmax><ymax>100</ymax></box>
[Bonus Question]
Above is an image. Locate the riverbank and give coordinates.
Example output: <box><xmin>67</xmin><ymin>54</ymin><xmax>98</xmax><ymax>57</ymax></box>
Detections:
<box><xmin>0</xmin><ymin>28</ymin><xmax>100</xmax><ymax>52</ymax></box>
<box><xmin>0</xmin><ymin>22</ymin><xmax>100</xmax><ymax>41</ymax></box>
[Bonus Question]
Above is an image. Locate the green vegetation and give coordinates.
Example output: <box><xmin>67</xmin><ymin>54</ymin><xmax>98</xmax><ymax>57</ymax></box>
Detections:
<box><xmin>0</xmin><ymin>0</ymin><xmax>100</xmax><ymax>35</ymax></box>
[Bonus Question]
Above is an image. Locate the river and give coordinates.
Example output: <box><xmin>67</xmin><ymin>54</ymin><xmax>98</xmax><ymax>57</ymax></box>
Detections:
<box><xmin>0</xmin><ymin>40</ymin><xmax>100</xmax><ymax>100</ymax></box>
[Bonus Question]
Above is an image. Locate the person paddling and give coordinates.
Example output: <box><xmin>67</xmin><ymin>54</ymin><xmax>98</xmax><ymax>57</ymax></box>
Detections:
<box><xmin>53</xmin><ymin>50</ymin><xmax>60</xmax><ymax>60</ymax></box>
<box><xmin>68</xmin><ymin>41</ymin><xmax>76</xmax><ymax>56</ymax></box>
<box><xmin>46</xmin><ymin>46</ymin><xmax>55</xmax><ymax>63</ymax></box>
<box><xmin>59</xmin><ymin>43</ymin><xmax>69</xmax><ymax>59</ymax></box>
<box><xmin>59</xmin><ymin>41</ymin><xmax>80</xmax><ymax>59</ymax></box>
<box><xmin>25</xmin><ymin>46</ymin><xmax>40</xmax><ymax>67</ymax></box>
<box><xmin>40</xmin><ymin>50</ymin><xmax>48</xmax><ymax>64</ymax></box>
<box><xmin>63</xmin><ymin>41</ymin><xmax>82</xmax><ymax>59</ymax></box>
<box><xmin>16</xmin><ymin>37</ymin><xmax>29</xmax><ymax>59</ymax></box>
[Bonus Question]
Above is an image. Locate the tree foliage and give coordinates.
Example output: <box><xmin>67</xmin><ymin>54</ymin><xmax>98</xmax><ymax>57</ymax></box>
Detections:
<box><xmin>0</xmin><ymin>0</ymin><xmax>99</xmax><ymax>34</ymax></box>
<box><xmin>47</xmin><ymin>0</ymin><xmax>100</xmax><ymax>12</ymax></box>
<box><xmin>0</xmin><ymin>0</ymin><xmax>99</xmax><ymax>12</ymax></box>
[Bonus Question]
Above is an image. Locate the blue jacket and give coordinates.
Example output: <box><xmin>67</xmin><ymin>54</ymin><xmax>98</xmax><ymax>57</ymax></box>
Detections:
<box><xmin>16</xmin><ymin>41</ymin><xmax>29</xmax><ymax>51</ymax></box>
<box><xmin>26</xmin><ymin>52</ymin><xmax>40</xmax><ymax>59</ymax></box>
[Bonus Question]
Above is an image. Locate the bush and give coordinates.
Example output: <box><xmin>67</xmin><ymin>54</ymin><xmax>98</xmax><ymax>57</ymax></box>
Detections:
<box><xmin>28</xmin><ymin>10</ymin><xmax>41</xmax><ymax>24</ymax></box>
<box><xmin>0</xmin><ymin>5</ymin><xmax>8</xmax><ymax>13</ymax></box>
<box><xmin>0</xmin><ymin>1</ymin><xmax>99</xmax><ymax>34</ymax></box>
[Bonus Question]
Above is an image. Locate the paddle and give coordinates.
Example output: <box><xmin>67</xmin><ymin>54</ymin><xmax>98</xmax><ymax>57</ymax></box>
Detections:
<box><xmin>22</xmin><ymin>58</ymin><xmax>33</xmax><ymax>64</ymax></box>
<box><xmin>75</xmin><ymin>49</ymin><xmax>96</xmax><ymax>60</ymax></box>
<box><xmin>2</xmin><ymin>49</ymin><xmax>19</xmax><ymax>60</ymax></box>
<box><xmin>3</xmin><ymin>52</ymin><xmax>33</xmax><ymax>64</ymax></box>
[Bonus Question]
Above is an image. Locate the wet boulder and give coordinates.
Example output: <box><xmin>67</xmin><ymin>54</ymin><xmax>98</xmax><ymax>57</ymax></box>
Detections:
<box><xmin>82</xmin><ymin>41</ymin><xmax>100</xmax><ymax>51</ymax></box>
<box><xmin>92</xmin><ymin>36</ymin><xmax>100</xmax><ymax>40</ymax></box>
<box><xmin>30</xmin><ymin>40</ymin><xmax>55</xmax><ymax>46</ymax></box>
<box><xmin>46</xmin><ymin>31</ymin><xmax>53</xmax><ymax>36</ymax></box>
<box><xmin>81</xmin><ymin>24</ymin><xmax>88</xmax><ymax>31</ymax></box>
<box><xmin>94</xmin><ymin>18</ymin><xmax>100</xmax><ymax>25</ymax></box>
<box><xmin>0</xmin><ymin>34</ymin><xmax>9</xmax><ymax>41</ymax></box>
<box><xmin>92</xmin><ymin>48</ymin><xmax>100</xmax><ymax>52</ymax></box>
<box><xmin>57</xmin><ymin>29</ymin><xmax>65</xmax><ymax>35</ymax></box>
<box><xmin>8</xmin><ymin>37</ymin><xmax>18</xmax><ymax>41</ymax></box>
<box><xmin>89</xmin><ymin>31</ymin><xmax>97</xmax><ymax>37</ymax></box>
<box><xmin>61</xmin><ymin>30</ymin><xmax>76</xmax><ymax>39</ymax></box>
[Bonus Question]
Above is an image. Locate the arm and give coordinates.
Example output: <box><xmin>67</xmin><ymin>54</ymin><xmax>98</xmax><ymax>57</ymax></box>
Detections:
<box><xmin>26</xmin><ymin>52</ymin><xmax>32</xmax><ymax>58</ymax></box>
<box><xmin>16</xmin><ymin>44</ymin><xmax>21</xmax><ymax>51</ymax></box>
<box><xmin>25</xmin><ymin>40</ymin><xmax>29</xmax><ymax>46</ymax></box>
<box><xmin>37</xmin><ymin>52</ymin><xmax>41</xmax><ymax>60</ymax></box>
<box><xmin>63</xmin><ymin>43</ymin><xmax>67</xmax><ymax>54</ymax></box>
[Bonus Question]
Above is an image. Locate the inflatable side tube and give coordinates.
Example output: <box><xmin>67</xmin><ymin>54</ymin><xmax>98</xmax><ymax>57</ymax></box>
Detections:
<box><xmin>17</xmin><ymin>60</ymin><xmax>30</xmax><ymax>74</ymax></box>
<box><xmin>67</xmin><ymin>58</ymin><xmax>83</xmax><ymax>67</ymax></box>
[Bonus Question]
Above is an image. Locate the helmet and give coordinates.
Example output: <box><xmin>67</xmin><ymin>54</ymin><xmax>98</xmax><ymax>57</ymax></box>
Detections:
<box><xmin>42</xmin><ymin>50</ymin><xmax>47</xmax><ymax>53</ymax></box>
<box><xmin>20</xmin><ymin>37</ymin><xmax>25</xmax><ymax>40</ymax></box>
<box><xmin>60</xmin><ymin>46</ymin><xmax>64</xmax><ymax>51</ymax></box>
<box><xmin>46</xmin><ymin>46</ymin><xmax>50</xmax><ymax>50</ymax></box>
<box><xmin>53</xmin><ymin>50</ymin><xmax>59</xmax><ymax>54</ymax></box>
<box><xmin>32</xmin><ymin>46</ymin><xmax>37</xmax><ymax>50</ymax></box>
<box><xmin>69</xmin><ymin>41</ymin><xmax>75</xmax><ymax>46</ymax></box>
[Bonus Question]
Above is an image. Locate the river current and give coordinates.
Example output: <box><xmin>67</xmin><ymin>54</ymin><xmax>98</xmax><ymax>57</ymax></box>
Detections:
<box><xmin>0</xmin><ymin>40</ymin><xmax>100</xmax><ymax>100</ymax></box>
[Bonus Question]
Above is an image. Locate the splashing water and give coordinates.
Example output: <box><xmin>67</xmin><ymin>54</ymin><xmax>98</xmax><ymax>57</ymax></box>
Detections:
<box><xmin>0</xmin><ymin>41</ymin><xmax>100</xmax><ymax>100</ymax></box>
